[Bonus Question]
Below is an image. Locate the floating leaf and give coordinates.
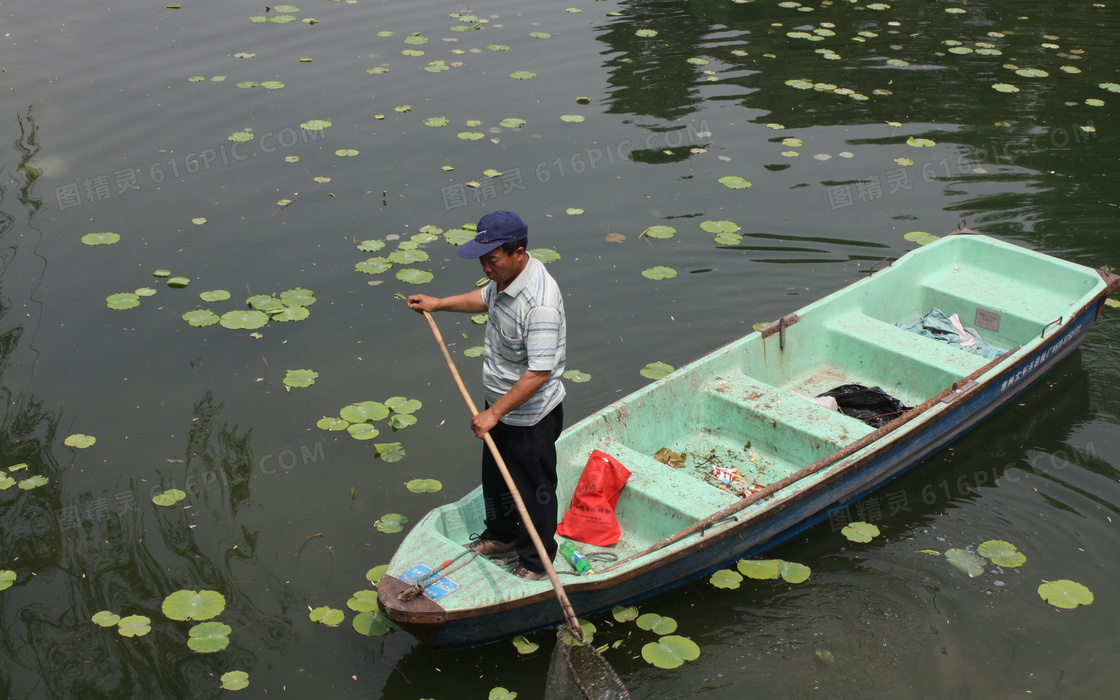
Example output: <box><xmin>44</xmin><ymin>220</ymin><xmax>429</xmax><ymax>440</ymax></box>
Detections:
<box><xmin>316</xmin><ymin>416</ymin><xmax>350</xmax><ymax>431</ymax></box>
<box><xmin>388</xmin><ymin>413</ymin><xmax>417</xmax><ymax>429</ymax></box>
<box><xmin>283</xmin><ymin>369</ymin><xmax>318</xmax><ymax>390</ymax></box>
<box><xmin>565</xmin><ymin>207</ymin><xmax>584</xmax><ymax>216</ymax></box>
<box><xmin>347</xmin><ymin>423</ymin><xmax>380</xmax><ymax>440</ymax></box>
<box><xmin>978</xmin><ymin>540</ymin><xmax>1026</xmax><ymax>567</ymax></box>
<box><xmin>509</xmin><ymin>71</ymin><xmax>537</xmax><ymax>80</ymax></box>
<box><xmin>389</xmin><ymin>249</ymin><xmax>430</xmax><ymax>265</ymax></box>
<box><xmin>560</xmin><ymin>114</ymin><xmax>585</xmax><ymax>123</ymax></box>
<box><xmin>700</xmin><ymin>220</ymin><xmax>740</xmax><ymax>235</ymax></box>
<box><xmin>92</xmin><ymin>611</ymin><xmax>120</xmax><ymax>627</ymax></box>
<box><xmin>641</xmin><ymin>225</ymin><xmax>676</xmax><ymax>239</ymax></box>
<box><xmin>906</xmin><ymin>137</ymin><xmax>936</xmax><ymax>147</ymax></box>
<box><xmin>366</xmin><ymin>564</ymin><xmax>388</xmax><ymax>585</ymax></box>
<box><xmin>1038</xmin><ymin>579</ymin><xmax>1093</xmax><ymax>609</ymax></box>
<box><xmin>530</xmin><ymin>248</ymin><xmax>560</xmax><ymax>263</ymax></box>
<box><xmin>346</xmin><ymin>590</ymin><xmax>379</xmax><ymax>612</ymax></box>
<box><xmin>563</xmin><ymin>370</ymin><xmax>591</xmax><ymax>383</ymax></box>
<box><xmin>219</xmin><ymin>310</ymin><xmax>269</xmax><ymax>330</ymax></box>
<box><xmin>152</xmin><ymin>489</ymin><xmax>187</xmax><ymax>507</ymax></box>
<box><xmin>17</xmin><ymin>474</ymin><xmax>48</xmax><ymax>490</ymax></box>
<box><xmin>228</xmin><ymin>131</ymin><xmax>254</xmax><ymax>142</ymax></box>
<box><xmin>117</xmin><ymin>615</ymin><xmax>152</xmax><ymax>638</ymax></box>
<box><xmin>353</xmin><ymin>610</ymin><xmax>393</xmax><ymax>636</ymax></box>
<box><xmin>396</xmin><ymin>268</ymin><xmax>434</xmax><ymax>284</ymax></box>
<box><xmin>309</xmin><ymin>606</ymin><xmax>344</xmax><ymax>626</ymax></box>
<box><xmin>135</xmin><ymin>287</ymin><xmax>157</xmax><ymax>297</ymax></box>
<box><xmin>0</xmin><ymin>570</ymin><xmax>15</xmax><ymax>591</ymax></box>
<box><xmin>1015</xmin><ymin>68</ymin><xmax>1049</xmax><ymax>78</ymax></box>
<box><xmin>357</xmin><ymin>239</ymin><xmax>386</xmax><ymax>253</ymax></box>
<box><xmin>386</xmin><ymin>397</ymin><xmax>422</xmax><ymax>414</ymax></box>
<box><xmin>992</xmin><ymin>83</ymin><xmax>1020</xmax><ymax>93</ymax></box>
<box><xmin>636</xmin><ymin>613</ymin><xmax>677</xmax><ymax>635</ymax></box>
<box><xmin>737</xmin><ymin>559</ymin><xmax>781</xmax><ymax>579</ymax></box>
<box><xmin>841</xmin><ymin>521</ymin><xmax>880</xmax><ymax>543</ymax></box>
<box><xmin>715</xmin><ymin>232</ymin><xmax>743</xmax><ymax>245</ymax></box>
<box><xmin>640</xmin><ymin>362</ymin><xmax>674</xmax><ymax>380</ymax></box>
<box><xmin>903</xmin><ymin>231</ymin><xmax>940</xmax><ymax>246</ymax></box>
<box><xmin>162</xmin><ymin>589</ymin><xmax>226</xmax><ymax>621</ymax></box>
<box><xmin>188</xmin><ymin>621</ymin><xmax>232</xmax><ymax>652</ymax></box>
<box><xmin>642</xmin><ymin>635</ymin><xmax>700</xmax><ymax>669</ymax></box>
<box><xmin>82</xmin><ymin>232</ymin><xmax>120</xmax><ymax>246</ymax></box>
<box><xmin>710</xmin><ymin>569</ymin><xmax>743</xmax><ymax>589</ymax></box>
<box><xmin>457</xmin><ymin>131</ymin><xmax>484</xmax><ymax>140</ymax></box>
<box><xmin>512</xmin><ymin>635</ymin><xmax>539</xmax><ymax>654</ymax></box>
<box><xmin>530</xmin><ymin>32</ymin><xmax>551</xmax><ymax>38</ymax></box>
<box><xmin>375</xmin><ymin>442</ymin><xmax>406</xmax><ymax>462</ymax></box>
<box><xmin>335</xmin><ymin>148</ymin><xmax>359</xmax><ymax>157</ymax></box>
<box><xmin>641</xmin><ymin>266</ymin><xmax>677</xmax><ymax>280</ymax></box>
<box><xmin>490</xmin><ymin>688</ymin><xmax>518</xmax><ymax>700</ymax></box>
<box><xmin>356</xmin><ymin>257</ymin><xmax>393</xmax><ymax>274</ymax></box>
<box><xmin>406</xmin><ymin>478</ymin><xmax>442</xmax><ymax>493</ymax></box>
<box><xmin>375</xmin><ymin>513</ymin><xmax>408</xmax><ymax>533</ymax></box>
<box><xmin>500</xmin><ymin>117</ymin><xmax>526</xmax><ymax>128</ymax></box>
<box><xmin>167</xmin><ymin>277</ymin><xmax>190</xmax><ymax>288</ymax></box>
<box><xmin>64</xmin><ymin>434</ymin><xmax>96</xmax><ymax>449</ymax></box>
<box><xmin>260</xmin><ymin>81</ymin><xmax>284</xmax><ymax>89</ymax></box>
<box><xmin>612</xmin><ymin>605</ymin><xmax>639</xmax><ymax>622</ymax></box>
<box><xmin>107</xmin><ymin>292</ymin><xmax>140</xmax><ymax>310</ymax></box>
<box><xmin>779</xmin><ymin>560</ymin><xmax>811</xmax><ymax>583</ymax></box>
<box><xmin>199</xmin><ymin>290</ymin><xmax>230</xmax><ymax>302</ymax></box>
<box><xmin>945</xmin><ymin>548</ymin><xmax>986</xmax><ymax>577</ymax></box>
<box><xmin>464</xmin><ymin>346</ymin><xmax>484</xmax><ymax>357</ymax></box>
<box><xmin>300</xmin><ymin>119</ymin><xmax>331</xmax><ymax>131</ymax></box>
<box><xmin>718</xmin><ymin>176</ymin><xmax>752</xmax><ymax>189</ymax></box>
<box><xmin>220</xmin><ymin>671</ymin><xmax>249</xmax><ymax>691</ymax></box>
<box><xmin>894</xmin><ymin>157</ymin><xmax>914</xmax><ymax>166</ymax></box>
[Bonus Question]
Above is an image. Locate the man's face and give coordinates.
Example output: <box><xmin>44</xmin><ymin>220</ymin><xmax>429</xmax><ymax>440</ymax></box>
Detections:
<box><xmin>479</xmin><ymin>247</ymin><xmax>526</xmax><ymax>287</ymax></box>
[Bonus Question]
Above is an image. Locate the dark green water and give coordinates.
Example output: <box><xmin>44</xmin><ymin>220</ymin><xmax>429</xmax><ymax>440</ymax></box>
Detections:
<box><xmin>0</xmin><ymin>0</ymin><xmax>1117</xmax><ymax>697</ymax></box>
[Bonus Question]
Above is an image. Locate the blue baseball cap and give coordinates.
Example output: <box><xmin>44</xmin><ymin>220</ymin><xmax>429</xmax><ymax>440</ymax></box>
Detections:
<box><xmin>455</xmin><ymin>210</ymin><xmax>529</xmax><ymax>258</ymax></box>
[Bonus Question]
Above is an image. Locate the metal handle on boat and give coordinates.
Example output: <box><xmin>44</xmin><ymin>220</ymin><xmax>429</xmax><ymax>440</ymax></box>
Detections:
<box><xmin>868</xmin><ymin>256</ymin><xmax>894</xmax><ymax>275</ymax></box>
<box><xmin>1041</xmin><ymin>316</ymin><xmax>1062</xmax><ymax>338</ymax></box>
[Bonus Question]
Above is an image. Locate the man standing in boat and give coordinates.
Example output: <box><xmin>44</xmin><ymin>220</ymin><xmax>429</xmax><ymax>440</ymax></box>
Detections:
<box><xmin>407</xmin><ymin>211</ymin><xmax>566</xmax><ymax>581</ymax></box>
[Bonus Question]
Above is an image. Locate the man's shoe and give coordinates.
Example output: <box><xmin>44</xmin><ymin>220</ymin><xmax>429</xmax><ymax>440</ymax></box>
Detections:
<box><xmin>511</xmin><ymin>563</ymin><xmax>546</xmax><ymax>581</ymax></box>
<box><xmin>468</xmin><ymin>537</ymin><xmax>516</xmax><ymax>556</ymax></box>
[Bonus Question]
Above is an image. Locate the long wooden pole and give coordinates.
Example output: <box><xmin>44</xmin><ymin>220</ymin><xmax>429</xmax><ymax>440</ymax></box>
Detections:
<box><xmin>420</xmin><ymin>310</ymin><xmax>582</xmax><ymax>636</ymax></box>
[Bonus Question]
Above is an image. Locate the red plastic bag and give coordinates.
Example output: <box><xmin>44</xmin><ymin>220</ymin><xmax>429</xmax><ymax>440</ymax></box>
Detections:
<box><xmin>556</xmin><ymin>450</ymin><xmax>631</xmax><ymax>547</ymax></box>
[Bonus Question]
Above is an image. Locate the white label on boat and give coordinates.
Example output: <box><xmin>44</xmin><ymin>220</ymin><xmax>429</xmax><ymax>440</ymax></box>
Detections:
<box><xmin>974</xmin><ymin>308</ymin><xmax>1001</xmax><ymax>333</ymax></box>
<box><xmin>400</xmin><ymin>563</ymin><xmax>460</xmax><ymax>601</ymax></box>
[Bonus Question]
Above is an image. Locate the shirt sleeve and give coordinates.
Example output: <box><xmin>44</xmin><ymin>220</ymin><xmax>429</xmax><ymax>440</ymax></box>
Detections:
<box><xmin>524</xmin><ymin>305</ymin><xmax>563</xmax><ymax>372</ymax></box>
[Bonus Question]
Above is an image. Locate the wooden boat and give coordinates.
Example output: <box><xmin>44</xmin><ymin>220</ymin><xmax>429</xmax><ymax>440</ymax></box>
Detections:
<box><xmin>378</xmin><ymin>233</ymin><xmax>1117</xmax><ymax>649</ymax></box>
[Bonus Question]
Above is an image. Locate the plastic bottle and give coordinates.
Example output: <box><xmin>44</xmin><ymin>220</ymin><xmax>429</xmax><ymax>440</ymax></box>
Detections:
<box><xmin>559</xmin><ymin>540</ymin><xmax>593</xmax><ymax>574</ymax></box>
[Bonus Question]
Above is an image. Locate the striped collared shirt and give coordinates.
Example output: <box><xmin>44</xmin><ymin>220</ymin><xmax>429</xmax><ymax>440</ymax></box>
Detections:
<box><xmin>480</xmin><ymin>256</ymin><xmax>566</xmax><ymax>426</ymax></box>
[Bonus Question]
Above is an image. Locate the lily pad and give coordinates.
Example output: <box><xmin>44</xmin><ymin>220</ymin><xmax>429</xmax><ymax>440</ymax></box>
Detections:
<box><xmin>335</xmin><ymin>149</ymin><xmax>359</xmax><ymax>157</ymax></box>
<box><xmin>375</xmin><ymin>513</ymin><xmax>408</xmax><ymax>533</ymax></box>
<box><xmin>737</xmin><ymin>559</ymin><xmax>781</xmax><ymax>579</ymax></box>
<box><xmin>906</xmin><ymin>136</ymin><xmax>936</xmax><ymax>147</ymax></box>
<box><xmin>283</xmin><ymin>369</ymin><xmax>319</xmax><ymax>390</ymax></box>
<box><xmin>700</xmin><ymin>220</ymin><xmax>740</xmax><ymax>235</ymax></box>
<box><xmin>978</xmin><ymin>540</ymin><xmax>1026</xmax><ymax>567</ymax></box>
<box><xmin>300</xmin><ymin>119</ymin><xmax>331</xmax><ymax>131</ymax></box>
<box><xmin>389</xmin><ymin>249</ymin><xmax>430</xmax><ymax>265</ymax></box>
<box><xmin>280</xmin><ymin>288</ymin><xmax>316</xmax><ymax>306</ymax></box>
<box><xmin>530</xmin><ymin>248</ymin><xmax>560</xmax><ymax>263</ymax></box>
<box><xmin>64</xmin><ymin>434</ymin><xmax>97</xmax><ymax>449</ymax></box>
<box><xmin>406</xmin><ymin>478</ymin><xmax>442</xmax><ymax>493</ymax></box>
<box><xmin>396</xmin><ymin>268</ymin><xmax>434</xmax><ymax>284</ymax></box>
<box><xmin>779</xmin><ymin>560</ymin><xmax>811</xmax><ymax>583</ymax></box>
<box><xmin>167</xmin><ymin>277</ymin><xmax>190</xmax><ymax>288</ymax></box>
<box><xmin>612</xmin><ymin>605</ymin><xmax>639</xmax><ymax>622</ymax></box>
<box><xmin>107</xmin><ymin>293</ymin><xmax>140</xmax><ymax>310</ymax></box>
<box><xmin>512</xmin><ymin>635</ymin><xmax>539</xmax><ymax>654</ymax></box>
<box><xmin>376</xmin><ymin>442</ymin><xmax>406</xmax><ymax>462</ymax></box>
<box><xmin>346</xmin><ymin>589</ymin><xmax>379</xmax><ymax>612</ymax></box>
<box><xmin>992</xmin><ymin>83</ymin><xmax>1020</xmax><ymax>93</ymax></box>
<box><xmin>356</xmin><ymin>257</ymin><xmax>393</xmax><ymax>274</ymax></box>
<box><xmin>220</xmin><ymin>671</ymin><xmax>250</xmax><ymax>691</ymax></box>
<box><xmin>188</xmin><ymin>621</ymin><xmax>232</xmax><ymax>651</ymax></box>
<box><xmin>635</xmin><ymin>29</ymin><xmax>658</xmax><ymax>37</ymax></box>
<box><xmin>17</xmin><ymin>475</ymin><xmax>48</xmax><ymax>490</ymax></box>
<box><xmin>560</xmin><ymin>114</ymin><xmax>585</xmax><ymax>123</ymax></box>
<box><xmin>162</xmin><ymin>589</ymin><xmax>226</xmax><ymax>621</ymax></box>
<box><xmin>347</xmin><ymin>423</ymin><xmax>380</xmax><ymax>440</ymax></box>
<box><xmin>117</xmin><ymin>615</ymin><xmax>152</xmax><ymax>638</ymax></box>
<box><xmin>357</xmin><ymin>239</ymin><xmax>386</xmax><ymax>253</ymax></box>
<box><xmin>182</xmin><ymin>309</ymin><xmax>219</xmax><ymax>327</ymax></box>
<box><xmin>710</xmin><ymin>568</ymin><xmax>743</xmax><ymax>589</ymax></box>
<box><xmin>366</xmin><ymin>564</ymin><xmax>389</xmax><ymax>585</ymax></box>
<box><xmin>0</xmin><ymin>570</ymin><xmax>15</xmax><ymax>590</ymax></box>
<box><xmin>386</xmin><ymin>397</ymin><xmax>422</xmax><ymax>414</ymax></box>
<box><xmin>841</xmin><ymin>521</ymin><xmax>880</xmax><ymax>543</ymax></box>
<box><xmin>945</xmin><ymin>548</ymin><xmax>986</xmax><ymax>577</ymax></box>
<box><xmin>636</xmin><ymin>613</ymin><xmax>677</xmax><ymax>635</ymax></box>
<box><xmin>272</xmin><ymin>305</ymin><xmax>310</xmax><ymax>322</ymax></box>
<box><xmin>152</xmin><ymin>488</ymin><xmax>187</xmax><ymax>507</ymax></box>
<box><xmin>389</xmin><ymin>413</ymin><xmax>418</xmax><ymax>429</ymax></box>
<box><xmin>640</xmin><ymin>362</ymin><xmax>674</xmax><ymax>380</ymax></box>
<box><xmin>316</xmin><ymin>416</ymin><xmax>349</xmax><ymax>431</ymax></box>
<box><xmin>1038</xmin><ymin>579</ymin><xmax>1093</xmax><ymax>609</ymax></box>
<box><xmin>228</xmin><ymin>131</ymin><xmax>254</xmax><ymax>142</ymax></box>
<box><xmin>642</xmin><ymin>635</ymin><xmax>700</xmax><ymax>669</ymax></box>
<box><xmin>641</xmin><ymin>266</ymin><xmax>677</xmax><ymax>280</ymax></box>
<box><xmin>500</xmin><ymin>118</ymin><xmax>526</xmax><ymax>128</ymax></box>
<box><xmin>904</xmin><ymin>231</ymin><xmax>940</xmax><ymax>246</ymax></box>
<box><xmin>219</xmin><ymin>310</ymin><xmax>269</xmax><ymax>330</ymax></box>
<box><xmin>509</xmin><ymin>71</ymin><xmax>537</xmax><ymax>80</ymax></box>
<box><xmin>718</xmin><ymin>176</ymin><xmax>752</xmax><ymax>189</ymax></box>
<box><xmin>309</xmin><ymin>606</ymin><xmax>344</xmax><ymax>626</ymax></box>
<box><xmin>464</xmin><ymin>346</ymin><xmax>484</xmax><ymax>357</ymax></box>
<box><xmin>82</xmin><ymin>232</ymin><xmax>120</xmax><ymax>246</ymax></box>
<box><xmin>92</xmin><ymin>611</ymin><xmax>120</xmax><ymax>627</ymax></box>
<box><xmin>352</xmin><ymin>610</ymin><xmax>393</xmax><ymax>636</ymax></box>
<box><xmin>457</xmin><ymin>131</ymin><xmax>485</xmax><ymax>141</ymax></box>
<box><xmin>135</xmin><ymin>287</ymin><xmax>157</xmax><ymax>297</ymax></box>
<box><xmin>641</xmin><ymin>225</ymin><xmax>676</xmax><ymax>239</ymax></box>
<box><xmin>563</xmin><ymin>369</ymin><xmax>591</xmax><ymax>383</ymax></box>
<box><xmin>199</xmin><ymin>290</ymin><xmax>230</xmax><ymax>302</ymax></box>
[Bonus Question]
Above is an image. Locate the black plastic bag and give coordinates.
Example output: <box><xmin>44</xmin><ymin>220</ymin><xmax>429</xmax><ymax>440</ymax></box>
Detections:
<box><xmin>816</xmin><ymin>384</ymin><xmax>912</xmax><ymax>428</ymax></box>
